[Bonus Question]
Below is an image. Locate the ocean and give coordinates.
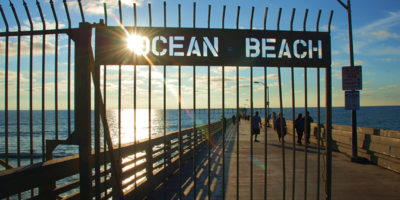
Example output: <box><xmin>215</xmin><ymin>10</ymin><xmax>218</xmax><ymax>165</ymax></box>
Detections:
<box><xmin>1</xmin><ymin>106</ymin><xmax>399</xmax><ymax>168</ymax></box>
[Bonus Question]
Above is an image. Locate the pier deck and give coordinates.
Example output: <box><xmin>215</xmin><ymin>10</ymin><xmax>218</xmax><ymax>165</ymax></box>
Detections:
<box><xmin>152</xmin><ymin>120</ymin><xmax>400</xmax><ymax>199</ymax></box>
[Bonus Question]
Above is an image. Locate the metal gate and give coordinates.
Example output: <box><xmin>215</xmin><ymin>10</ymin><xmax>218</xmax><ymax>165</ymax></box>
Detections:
<box><xmin>0</xmin><ymin>1</ymin><xmax>333</xmax><ymax>199</ymax></box>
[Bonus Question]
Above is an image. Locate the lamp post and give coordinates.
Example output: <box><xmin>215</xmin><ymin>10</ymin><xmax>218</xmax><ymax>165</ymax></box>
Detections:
<box><xmin>254</xmin><ymin>81</ymin><xmax>270</xmax><ymax>122</ymax></box>
<box><xmin>337</xmin><ymin>0</ymin><xmax>359</xmax><ymax>162</ymax></box>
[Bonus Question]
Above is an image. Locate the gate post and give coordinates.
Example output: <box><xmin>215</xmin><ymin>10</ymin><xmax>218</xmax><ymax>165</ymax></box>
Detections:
<box><xmin>74</xmin><ymin>22</ymin><xmax>93</xmax><ymax>199</ymax></box>
<box><xmin>325</xmin><ymin>66</ymin><xmax>332</xmax><ymax>200</ymax></box>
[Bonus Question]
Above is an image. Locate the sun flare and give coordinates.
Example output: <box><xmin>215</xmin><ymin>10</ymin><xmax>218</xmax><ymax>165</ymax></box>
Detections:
<box><xmin>126</xmin><ymin>34</ymin><xmax>149</xmax><ymax>55</ymax></box>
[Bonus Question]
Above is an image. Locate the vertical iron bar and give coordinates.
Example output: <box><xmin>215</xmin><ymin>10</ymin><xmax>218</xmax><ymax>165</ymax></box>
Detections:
<box><xmin>117</xmin><ymin>3</ymin><xmax>122</xmax><ymax>190</ymax></box>
<box><xmin>178</xmin><ymin>4</ymin><xmax>183</xmax><ymax>199</ymax></box>
<box><xmin>37</xmin><ymin>0</ymin><xmax>46</xmax><ymax>162</ymax></box>
<box><xmin>133</xmin><ymin>3</ymin><xmax>138</xmax><ymax>198</ymax></box>
<box><xmin>290</xmin><ymin>8</ymin><xmax>296</xmax><ymax>200</ymax></box>
<box><xmin>0</xmin><ymin>4</ymin><xmax>9</xmax><ymax>171</ymax></box>
<box><xmin>94</xmin><ymin>48</ymin><xmax>101</xmax><ymax>200</ymax></box>
<box><xmin>263</xmin><ymin>8</ymin><xmax>268</xmax><ymax>200</ymax></box>
<box><xmin>23</xmin><ymin>0</ymin><xmax>34</xmax><ymax>171</ymax></box>
<box><xmin>50</xmin><ymin>0</ymin><xmax>59</xmax><ymax>141</ymax></box>
<box><xmin>316</xmin><ymin>9</ymin><xmax>322</xmax><ymax>200</ymax></box>
<box><xmin>10</xmin><ymin>0</ymin><xmax>21</xmax><ymax>170</ymax></box>
<box><xmin>249</xmin><ymin>6</ymin><xmax>255</xmax><ymax>200</ymax></box>
<box><xmin>23</xmin><ymin>2</ymin><xmax>35</xmax><ymax>196</ymax></box>
<box><xmin>103</xmin><ymin>2</ymin><xmax>108</xmax><ymax>196</ymax></box>
<box><xmin>222</xmin><ymin>5</ymin><xmax>226</xmax><ymax>200</ymax></box>
<box><xmin>277</xmin><ymin>8</ymin><xmax>286</xmax><ymax>200</ymax></box>
<box><xmin>207</xmin><ymin>5</ymin><xmax>211</xmax><ymax>199</ymax></box>
<box><xmin>235</xmin><ymin>6</ymin><xmax>240</xmax><ymax>199</ymax></box>
<box><xmin>148</xmin><ymin>2</ymin><xmax>153</xmax><ymax>191</ymax></box>
<box><xmin>303</xmin><ymin>9</ymin><xmax>309</xmax><ymax>200</ymax></box>
<box><xmin>75</xmin><ymin>22</ymin><xmax>93</xmax><ymax>200</ymax></box>
<box><xmin>78</xmin><ymin>0</ymin><xmax>85</xmax><ymax>22</ymax></box>
<box><xmin>92</xmin><ymin>1</ymin><xmax>101</xmax><ymax>197</ymax></box>
<box><xmin>192</xmin><ymin>2</ymin><xmax>197</xmax><ymax>199</ymax></box>
<box><xmin>63</xmin><ymin>0</ymin><xmax>72</xmax><ymax>138</ymax></box>
<box><xmin>163</xmin><ymin>2</ymin><xmax>167</xmax><ymax>199</ymax></box>
<box><xmin>326</xmin><ymin>11</ymin><xmax>334</xmax><ymax>200</ymax></box>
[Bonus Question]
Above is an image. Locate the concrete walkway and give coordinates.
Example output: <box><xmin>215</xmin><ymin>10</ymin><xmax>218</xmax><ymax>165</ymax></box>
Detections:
<box><xmin>151</xmin><ymin>120</ymin><xmax>400</xmax><ymax>199</ymax></box>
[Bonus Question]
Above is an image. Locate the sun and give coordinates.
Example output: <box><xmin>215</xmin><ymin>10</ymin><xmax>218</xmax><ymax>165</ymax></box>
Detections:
<box><xmin>126</xmin><ymin>34</ymin><xmax>149</xmax><ymax>56</ymax></box>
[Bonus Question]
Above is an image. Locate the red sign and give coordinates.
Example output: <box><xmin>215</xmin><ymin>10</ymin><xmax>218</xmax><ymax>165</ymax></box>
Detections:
<box><xmin>345</xmin><ymin>91</ymin><xmax>360</xmax><ymax>110</ymax></box>
<box><xmin>342</xmin><ymin>66</ymin><xmax>362</xmax><ymax>90</ymax></box>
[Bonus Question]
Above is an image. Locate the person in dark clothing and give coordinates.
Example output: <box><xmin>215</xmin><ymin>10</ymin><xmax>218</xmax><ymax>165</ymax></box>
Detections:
<box><xmin>294</xmin><ymin>113</ymin><xmax>305</xmax><ymax>145</ymax></box>
<box><xmin>232</xmin><ymin>115</ymin><xmax>236</xmax><ymax>124</ymax></box>
<box><xmin>274</xmin><ymin>112</ymin><xmax>286</xmax><ymax>142</ymax></box>
<box><xmin>304</xmin><ymin>111</ymin><xmax>314</xmax><ymax>144</ymax></box>
<box><xmin>252</xmin><ymin>111</ymin><xmax>262</xmax><ymax>142</ymax></box>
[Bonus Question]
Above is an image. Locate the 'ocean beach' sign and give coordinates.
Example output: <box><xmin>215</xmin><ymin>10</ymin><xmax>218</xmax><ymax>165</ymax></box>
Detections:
<box><xmin>95</xmin><ymin>26</ymin><xmax>331</xmax><ymax>67</ymax></box>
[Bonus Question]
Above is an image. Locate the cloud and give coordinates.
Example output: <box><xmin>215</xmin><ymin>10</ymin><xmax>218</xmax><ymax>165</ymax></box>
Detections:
<box><xmin>69</xmin><ymin>0</ymin><xmax>145</xmax><ymax>16</ymax></box>
<box><xmin>0</xmin><ymin>38</ymin><xmax>55</xmax><ymax>56</ymax></box>
<box><xmin>353</xmin><ymin>10</ymin><xmax>400</xmax><ymax>55</ymax></box>
<box><xmin>372</xmin><ymin>30</ymin><xmax>400</xmax><ymax>39</ymax></box>
<box><xmin>331</xmin><ymin>61</ymin><xmax>344</xmax><ymax>67</ymax></box>
<box><xmin>355</xmin><ymin>60</ymin><xmax>364</xmax><ymax>66</ymax></box>
<box><xmin>378</xmin><ymin>84</ymin><xmax>399</xmax><ymax>90</ymax></box>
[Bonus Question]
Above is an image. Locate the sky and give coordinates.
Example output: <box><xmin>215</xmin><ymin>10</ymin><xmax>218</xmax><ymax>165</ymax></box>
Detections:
<box><xmin>0</xmin><ymin>0</ymin><xmax>399</xmax><ymax>110</ymax></box>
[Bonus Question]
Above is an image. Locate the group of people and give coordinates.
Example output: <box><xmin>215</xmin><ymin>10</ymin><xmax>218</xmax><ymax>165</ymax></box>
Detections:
<box><xmin>251</xmin><ymin>111</ymin><xmax>313</xmax><ymax>144</ymax></box>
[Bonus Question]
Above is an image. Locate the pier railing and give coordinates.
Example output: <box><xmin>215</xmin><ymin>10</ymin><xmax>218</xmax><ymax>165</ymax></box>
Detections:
<box><xmin>0</xmin><ymin>119</ymin><xmax>230</xmax><ymax>199</ymax></box>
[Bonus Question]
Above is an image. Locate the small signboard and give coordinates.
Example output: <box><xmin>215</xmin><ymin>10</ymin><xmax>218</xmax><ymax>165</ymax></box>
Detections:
<box><xmin>342</xmin><ymin>66</ymin><xmax>362</xmax><ymax>90</ymax></box>
<box><xmin>345</xmin><ymin>91</ymin><xmax>360</xmax><ymax>110</ymax></box>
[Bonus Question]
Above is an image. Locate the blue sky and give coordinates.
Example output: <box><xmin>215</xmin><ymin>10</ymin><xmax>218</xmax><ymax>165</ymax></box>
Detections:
<box><xmin>0</xmin><ymin>0</ymin><xmax>399</xmax><ymax>110</ymax></box>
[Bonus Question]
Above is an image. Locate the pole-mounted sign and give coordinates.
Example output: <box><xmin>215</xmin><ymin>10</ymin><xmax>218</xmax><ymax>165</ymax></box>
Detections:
<box><xmin>342</xmin><ymin>66</ymin><xmax>362</xmax><ymax>90</ymax></box>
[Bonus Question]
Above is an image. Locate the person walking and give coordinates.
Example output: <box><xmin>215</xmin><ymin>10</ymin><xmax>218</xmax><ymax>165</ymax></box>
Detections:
<box><xmin>294</xmin><ymin>113</ymin><xmax>305</xmax><ymax>145</ymax></box>
<box><xmin>252</xmin><ymin>111</ymin><xmax>262</xmax><ymax>142</ymax></box>
<box><xmin>271</xmin><ymin>112</ymin><xmax>277</xmax><ymax>129</ymax></box>
<box><xmin>274</xmin><ymin>112</ymin><xmax>286</xmax><ymax>142</ymax></box>
<box><xmin>304</xmin><ymin>111</ymin><xmax>314</xmax><ymax>144</ymax></box>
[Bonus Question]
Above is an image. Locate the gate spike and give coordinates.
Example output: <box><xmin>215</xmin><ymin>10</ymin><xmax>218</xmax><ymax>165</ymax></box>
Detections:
<box><xmin>277</xmin><ymin>8</ymin><xmax>282</xmax><ymax>30</ymax></box>
<box><xmin>290</xmin><ymin>8</ymin><xmax>296</xmax><ymax>31</ymax></box>
<box><xmin>0</xmin><ymin>5</ymin><xmax>9</xmax><ymax>32</ymax></box>
<box><xmin>250</xmin><ymin>6</ymin><xmax>254</xmax><ymax>29</ymax></box>
<box><xmin>10</xmin><ymin>0</ymin><xmax>21</xmax><ymax>31</ymax></box>
<box><xmin>78</xmin><ymin>0</ymin><xmax>85</xmax><ymax>22</ymax></box>
<box><xmin>23</xmin><ymin>1</ymin><xmax>33</xmax><ymax>30</ymax></box>
<box><xmin>118</xmin><ymin>0</ymin><xmax>122</xmax><ymax>24</ymax></box>
<box><xmin>328</xmin><ymin>10</ymin><xmax>334</xmax><ymax>32</ymax></box>
<box><xmin>36</xmin><ymin>0</ymin><xmax>45</xmax><ymax>30</ymax></box>
<box><xmin>303</xmin><ymin>9</ymin><xmax>309</xmax><ymax>31</ymax></box>
<box><xmin>50</xmin><ymin>0</ymin><xmax>59</xmax><ymax>30</ymax></box>
<box><xmin>316</xmin><ymin>9</ymin><xmax>322</xmax><ymax>32</ymax></box>
<box><xmin>103</xmin><ymin>2</ymin><xmax>107</xmax><ymax>25</ymax></box>
<box><xmin>63</xmin><ymin>0</ymin><xmax>71</xmax><ymax>29</ymax></box>
<box><xmin>263</xmin><ymin>7</ymin><xmax>269</xmax><ymax>30</ymax></box>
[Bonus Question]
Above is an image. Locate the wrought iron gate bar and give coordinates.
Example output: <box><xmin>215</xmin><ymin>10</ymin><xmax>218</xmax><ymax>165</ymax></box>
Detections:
<box><xmin>290</xmin><ymin>8</ymin><xmax>296</xmax><ymax>200</ymax></box>
<box><xmin>235</xmin><ymin>6</ymin><xmax>240</xmax><ymax>199</ymax></box>
<box><xmin>316</xmin><ymin>9</ymin><xmax>322</xmax><ymax>200</ymax></box>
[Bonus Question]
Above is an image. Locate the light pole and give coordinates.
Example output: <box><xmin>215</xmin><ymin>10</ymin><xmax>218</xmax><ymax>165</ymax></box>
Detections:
<box><xmin>254</xmin><ymin>81</ymin><xmax>270</xmax><ymax>122</ymax></box>
<box><xmin>337</xmin><ymin>0</ymin><xmax>359</xmax><ymax>162</ymax></box>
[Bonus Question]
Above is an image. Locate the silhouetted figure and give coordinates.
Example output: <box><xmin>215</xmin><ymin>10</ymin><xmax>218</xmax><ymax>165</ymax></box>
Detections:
<box><xmin>252</xmin><ymin>111</ymin><xmax>262</xmax><ymax>142</ymax></box>
<box><xmin>274</xmin><ymin>112</ymin><xmax>286</xmax><ymax>142</ymax></box>
<box><xmin>304</xmin><ymin>111</ymin><xmax>314</xmax><ymax>144</ymax></box>
<box><xmin>294</xmin><ymin>113</ymin><xmax>305</xmax><ymax>145</ymax></box>
<box><xmin>272</xmin><ymin>112</ymin><xmax>277</xmax><ymax>129</ymax></box>
<box><xmin>232</xmin><ymin>115</ymin><xmax>236</xmax><ymax>124</ymax></box>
